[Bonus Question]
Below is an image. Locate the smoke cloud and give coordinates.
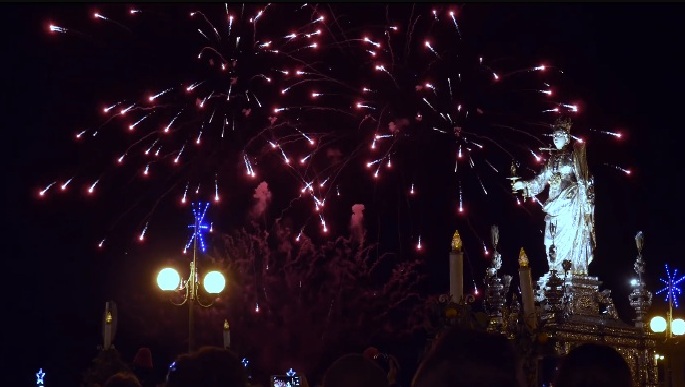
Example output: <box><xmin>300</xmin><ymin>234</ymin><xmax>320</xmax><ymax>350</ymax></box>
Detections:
<box><xmin>326</xmin><ymin>148</ymin><xmax>343</xmax><ymax>164</ymax></box>
<box><xmin>250</xmin><ymin>181</ymin><xmax>272</xmax><ymax>220</ymax></box>
<box><xmin>388</xmin><ymin>118</ymin><xmax>410</xmax><ymax>133</ymax></box>
<box><xmin>349</xmin><ymin>204</ymin><xmax>365</xmax><ymax>244</ymax></box>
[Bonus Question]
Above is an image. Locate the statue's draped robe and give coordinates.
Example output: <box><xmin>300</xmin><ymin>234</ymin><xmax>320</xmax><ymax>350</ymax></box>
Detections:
<box><xmin>524</xmin><ymin>143</ymin><xmax>595</xmax><ymax>276</ymax></box>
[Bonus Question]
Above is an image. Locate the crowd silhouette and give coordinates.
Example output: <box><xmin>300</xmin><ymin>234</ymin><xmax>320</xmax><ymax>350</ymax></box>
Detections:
<box><xmin>78</xmin><ymin>325</ymin><xmax>634</xmax><ymax>387</ymax></box>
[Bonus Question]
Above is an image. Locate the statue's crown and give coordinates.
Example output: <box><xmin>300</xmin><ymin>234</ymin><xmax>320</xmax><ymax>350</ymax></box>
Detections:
<box><xmin>553</xmin><ymin>117</ymin><xmax>572</xmax><ymax>135</ymax></box>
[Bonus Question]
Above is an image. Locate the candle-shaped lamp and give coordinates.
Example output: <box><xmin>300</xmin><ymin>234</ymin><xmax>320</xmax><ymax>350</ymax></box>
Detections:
<box><xmin>102</xmin><ymin>301</ymin><xmax>116</xmax><ymax>350</ymax></box>
<box><xmin>518</xmin><ymin>248</ymin><xmax>537</xmax><ymax>329</ymax></box>
<box><xmin>450</xmin><ymin>230</ymin><xmax>464</xmax><ymax>303</ymax></box>
<box><xmin>223</xmin><ymin>319</ymin><xmax>231</xmax><ymax>349</ymax></box>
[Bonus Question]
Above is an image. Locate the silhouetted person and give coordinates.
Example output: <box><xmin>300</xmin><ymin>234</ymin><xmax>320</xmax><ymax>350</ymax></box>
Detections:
<box><xmin>132</xmin><ymin>347</ymin><xmax>156</xmax><ymax>387</ymax></box>
<box><xmin>82</xmin><ymin>348</ymin><xmax>133</xmax><ymax>387</ymax></box>
<box><xmin>553</xmin><ymin>343</ymin><xmax>632</xmax><ymax>387</ymax></box>
<box><xmin>104</xmin><ymin>371</ymin><xmax>142</xmax><ymax>387</ymax></box>
<box><xmin>411</xmin><ymin>326</ymin><xmax>522</xmax><ymax>387</ymax></box>
<box><xmin>164</xmin><ymin>346</ymin><xmax>248</xmax><ymax>387</ymax></box>
<box><xmin>322</xmin><ymin>353</ymin><xmax>389</xmax><ymax>387</ymax></box>
<box><xmin>363</xmin><ymin>347</ymin><xmax>400</xmax><ymax>386</ymax></box>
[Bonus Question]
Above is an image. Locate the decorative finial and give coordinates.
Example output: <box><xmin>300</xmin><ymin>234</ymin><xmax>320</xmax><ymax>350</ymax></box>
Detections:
<box><xmin>491</xmin><ymin>225</ymin><xmax>499</xmax><ymax>250</ymax></box>
<box><xmin>223</xmin><ymin>319</ymin><xmax>230</xmax><ymax>330</ymax></box>
<box><xmin>635</xmin><ymin>231</ymin><xmax>644</xmax><ymax>255</ymax></box>
<box><xmin>452</xmin><ymin>230</ymin><xmax>462</xmax><ymax>252</ymax></box>
<box><xmin>510</xmin><ymin>161</ymin><xmax>517</xmax><ymax>178</ymax></box>
<box><xmin>518</xmin><ymin>247</ymin><xmax>529</xmax><ymax>268</ymax></box>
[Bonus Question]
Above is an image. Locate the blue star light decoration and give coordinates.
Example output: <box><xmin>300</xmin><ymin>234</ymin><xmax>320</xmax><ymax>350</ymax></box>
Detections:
<box><xmin>287</xmin><ymin>368</ymin><xmax>296</xmax><ymax>376</ymax></box>
<box><xmin>184</xmin><ymin>202</ymin><xmax>210</xmax><ymax>254</ymax></box>
<box><xmin>36</xmin><ymin>368</ymin><xmax>45</xmax><ymax>386</ymax></box>
<box><xmin>656</xmin><ymin>264</ymin><xmax>685</xmax><ymax>308</ymax></box>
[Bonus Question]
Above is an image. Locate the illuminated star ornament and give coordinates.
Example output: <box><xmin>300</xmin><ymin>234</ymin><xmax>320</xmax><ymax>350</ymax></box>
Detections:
<box><xmin>287</xmin><ymin>368</ymin><xmax>296</xmax><ymax>376</ymax></box>
<box><xmin>656</xmin><ymin>264</ymin><xmax>685</xmax><ymax>308</ymax></box>
<box><xmin>36</xmin><ymin>368</ymin><xmax>45</xmax><ymax>386</ymax></box>
<box><xmin>184</xmin><ymin>202</ymin><xmax>210</xmax><ymax>254</ymax></box>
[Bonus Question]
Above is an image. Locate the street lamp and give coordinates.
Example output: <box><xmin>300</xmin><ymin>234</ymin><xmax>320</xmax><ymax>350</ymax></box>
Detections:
<box><xmin>649</xmin><ymin>316</ymin><xmax>685</xmax><ymax>338</ymax></box>
<box><xmin>648</xmin><ymin>264</ymin><xmax>684</xmax><ymax>387</ymax></box>
<box><xmin>649</xmin><ymin>264</ymin><xmax>685</xmax><ymax>339</ymax></box>
<box><xmin>157</xmin><ymin>202</ymin><xmax>226</xmax><ymax>352</ymax></box>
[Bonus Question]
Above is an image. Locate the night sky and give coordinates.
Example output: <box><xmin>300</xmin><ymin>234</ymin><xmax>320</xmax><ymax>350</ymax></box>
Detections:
<box><xmin>4</xmin><ymin>3</ymin><xmax>685</xmax><ymax>386</ymax></box>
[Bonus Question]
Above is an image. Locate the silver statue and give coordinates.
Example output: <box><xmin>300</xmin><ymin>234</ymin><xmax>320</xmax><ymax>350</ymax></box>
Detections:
<box><xmin>512</xmin><ymin>118</ymin><xmax>595</xmax><ymax>280</ymax></box>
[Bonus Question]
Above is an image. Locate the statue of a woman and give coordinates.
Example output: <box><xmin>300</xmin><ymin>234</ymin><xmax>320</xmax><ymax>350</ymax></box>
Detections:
<box><xmin>512</xmin><ymin>118</ymin><xmax>595</xmax><ymax>280</ymax></box>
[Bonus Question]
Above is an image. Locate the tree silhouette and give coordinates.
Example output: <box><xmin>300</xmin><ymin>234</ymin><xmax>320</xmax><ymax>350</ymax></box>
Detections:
<box><xmin>116</xmin><ymin>198</ymin><xmax>428</xmax><ymax>384</ymax></box>
<box><xmin>213</xmin><ymin>220</ymin><xmax>426</xmax><ymax>382</ymax></box>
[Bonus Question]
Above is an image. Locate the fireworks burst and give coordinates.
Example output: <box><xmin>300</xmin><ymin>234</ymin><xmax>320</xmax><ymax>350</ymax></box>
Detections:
<box><xmin>320</xmin><ymin>4</ymin><xmax>632</xmax><ymax>266</ymax></box>
<box><xmin>310</xmin><ymin>4</ymin><xmax>569</xmax><ymax>263</ymax></box>
<box><xmin>37</xmin><ymin>4</ymin><xmax>632</xmax><ymax>272</ymax></box>
<box><xmin>38</xmin><ymin>4</ymin><xmax>356</xmax><ymax>247</ymax></box>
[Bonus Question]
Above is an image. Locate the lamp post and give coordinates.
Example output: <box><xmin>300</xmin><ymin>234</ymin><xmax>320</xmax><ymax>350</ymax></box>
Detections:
<box><xmin>648</xmin><ymin>264</ymin><xmax>685</xmax><ymax>387</ymax></box>
<box><xmin>649</xmin><ymin>264</ymin><xmax>685</xmax><ymax>338</ymax></box>
<box><xmin>156</xmin><ymin>202</ymin><xmax>226</xmax><ymax>352</ymax></box>
<box><xmin>649</xmin><ymin>313</ymin><xmax>684</xmax><ymax>387</ymax></box>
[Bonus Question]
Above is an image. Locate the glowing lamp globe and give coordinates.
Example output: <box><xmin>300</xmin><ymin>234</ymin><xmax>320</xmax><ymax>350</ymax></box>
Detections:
<box><xmin>157</xmin><ymin>268</ymin><xmax>181</xmax><ymax>291</ymax></box>
<box><xmin>203</xmin><ymin>271</ymin><xmax>226</xmax><ymax>294</ymax></box>
<box><xmin>650</xmin><ymin>316</ymin><xmax>667</xmax><ymax>333</ymax></box>
<box><xmin>672</xmin><ymin>318</ymin><xmax>685</xmax><ymax>336</ymax></box>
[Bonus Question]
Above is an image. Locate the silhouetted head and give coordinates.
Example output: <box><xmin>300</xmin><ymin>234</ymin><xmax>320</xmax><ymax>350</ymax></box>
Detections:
<box><xmin>553</xmin><ymin>343</ymin><xmax>632</xmax><ymax>387</ymax></box>
<box><xmin>322</xmin><ymin>353</ymin><xmax>388</xmax><ymax>387</ymax></box>
<box><xmin>411</xmin><ymin>327</ymin><xmax>522</xmax><ymax>387</ymax></box>
<box><xmin>104</xmin><ymin>371</ymin><xmax>142</xmax><ymax>387</ymax></box>
<box><xmin>165</xmin><ymin>346</ymin><xmax>248</xmax><ymax>387</ymax></box>
<box><xmin>133</xmin><ymin>347</ymin><xmax>153</xmax><ymax>369</ymax></box>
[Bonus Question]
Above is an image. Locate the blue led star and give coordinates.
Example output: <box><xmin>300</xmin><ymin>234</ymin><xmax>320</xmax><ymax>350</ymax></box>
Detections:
<box><xmin>656</xmin><ymin>264</ymin><xmax>685</xmax><ymax>308</ymax></box>
<box><xmin>287</xmin><ymin>367</ymin><xmax>296</xmax><ymax>376</ymax></box>
<box><xmin>36</xmin><ymin>368</ymin><xmax>45</xmax><ymax>385</ymax></box>
<box><xmin>242</xmin><ymin>358</ymin><xmax>249</xmax><ymax>368</ymax></box>
<box><xmin>185</xmin><ymin>202</ymin><xmax>210</xmax><ymax>253</ymax></box>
